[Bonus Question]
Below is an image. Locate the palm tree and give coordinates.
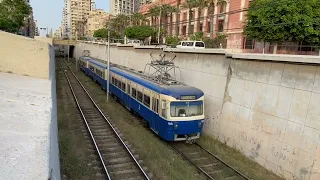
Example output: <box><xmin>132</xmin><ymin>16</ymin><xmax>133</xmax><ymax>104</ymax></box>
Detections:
<box><xmin>108</xmin><ymin>14</ymin><xmax>129</xmax><ymax>37</ymax></box>
<box><xmin>147</xmin><ymin>6</ymin><xmax>161</xmax><ymax>30</ymax></box>
<box><xmin>207</xmin><ymin>0</ymin><xmax>226</xmax><ymax>36</ymax></box>
<box><xmin>182</xmin><ymin>0</ymin><xmax>198</xmax><ymax>36</ymax></box>
<box><xmin>175</xmin><ymin>0</ymin><xmax>181</xmax><ymax>36</ymax></box>
<box><xmin>161</xmin><ymin>4</ymin><xmax>176</xmax><ymax>37</ymax></box>
<box><xmin>131</xmin><ymin>13</ymin><xmax>146</xmax><ymax>26</ymax></box>
<box><xmin>195</xmin><ymin>0</ymin><xmax>208</xmax><ymax>33</ymax></box>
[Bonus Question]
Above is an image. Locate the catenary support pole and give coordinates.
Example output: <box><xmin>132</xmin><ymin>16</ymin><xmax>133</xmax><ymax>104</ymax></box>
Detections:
<box><xmin>107</xmin><ymin>30</ymin><xmax>110</xmax><ymax>101</ymax></box>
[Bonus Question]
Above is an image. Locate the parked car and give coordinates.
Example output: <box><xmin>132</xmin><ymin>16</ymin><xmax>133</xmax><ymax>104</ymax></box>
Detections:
<box><xmin>127</xmin><ymin>39</ymin><xmax>141</xmax><ymax>45</ymax></box>
<box><xmin>176</xmin><ymin>41</ymin><xmax>205</xmax><ymax>49</ymax></box>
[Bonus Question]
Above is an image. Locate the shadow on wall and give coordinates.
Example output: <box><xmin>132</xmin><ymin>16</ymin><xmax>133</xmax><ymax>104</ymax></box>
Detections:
<box><xmin>69</xmin><ymin>46</ymin><xmax>74</xmax><ymax>58</ymax></box>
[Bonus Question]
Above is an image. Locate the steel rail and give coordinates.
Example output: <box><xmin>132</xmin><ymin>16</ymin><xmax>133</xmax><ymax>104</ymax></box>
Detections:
<box><xmin>63</xmin><ymin>60</ymin><xmax>150</xmax><ymax>180</ymax></box>
<box><xmin>195</xmin><ymin>143</ymin><xmax>251</xmax><ymax>180</ymax></box>
<box><xmin>63</xmin><ymin>69</ymin><xmax>111</xmax><ymax>180</ymax></box>
<box><xmin>169</xmin><ymin>144</ymin><xmax>215</xmax><ymax>180</ymax></box>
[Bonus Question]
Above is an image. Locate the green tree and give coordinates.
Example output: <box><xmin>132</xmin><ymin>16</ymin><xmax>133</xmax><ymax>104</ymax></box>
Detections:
<box><xmin>93</xmin><ymin>28</ymin><xmax>120</xmax><ymax>39</ymax></box>
<box><xmin>148</xmin><ymin>6</ymin><xmax>161</xmax><ymax>29</ymax></box>
<box><xmin>195</xmin><ymin>0</ymin><xmax>207</xmax><ymax>33</ymax></box>
<box><xmin>203</xmin><ymin>33</ymin><xmax>227</xmax><ymax>48</ymax></box>
<box><xmin>130</xmin><ymin>13</ymin><xmax>147</xmax><ymax>26</ymax></box>
<box><xmin>182</xmin><ymin>0</ymin><xmax>198</xmax><ymax>36</ymax></box>
<box><xmin>166</xmin><ymin>36</ymin><xmax>181</xmax><ymax>47</ymax></box>
<box><xmin>125</xmin><ymin>25</ymin><xmax>154</xmax><ymax>41</ymax></box>
<box><xmin>244</xmin><ymin>0</ymin><xmax>320</xmax><ymax>51</ymax></box>
<box><xmin>175</xmin><ymin>0</ymin><xmax>181</xmax><ymax>36</ymax></box>
<box><xmin>189</xmin><ymin>32</ymin><xmax>203</xmax><ymax>41</ymax></box>
<box><xmin>0</xmin><ymin>0</ymin><xmax>31</xmax><ymax>33</ymax></box>
<box><xmin>108</xmin><ymin>14</ymin><xmax>129</xmax><ymax>37</ymax></box>
<box><xmin>161</xmin><ymin>4</ymin><xmax>176</xmax><ymax>37</ymax></box>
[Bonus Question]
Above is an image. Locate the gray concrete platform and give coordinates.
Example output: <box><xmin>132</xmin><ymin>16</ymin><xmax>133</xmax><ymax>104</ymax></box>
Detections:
<box><xmin>0</xmin><ymin>72</ymin><xmax>55</xmax><ymax>180</ymax></box>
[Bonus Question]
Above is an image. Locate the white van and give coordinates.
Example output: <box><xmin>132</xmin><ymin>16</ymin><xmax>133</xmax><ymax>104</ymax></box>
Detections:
<box><xmin>176</xmin><ymin>41</ymin><xmax>205</xmax><ymax>49</ymax></box>
<box><xmin>127</xmin><ymin>39</ymin><xmax>141</xmax><ymax>45</ymax></box>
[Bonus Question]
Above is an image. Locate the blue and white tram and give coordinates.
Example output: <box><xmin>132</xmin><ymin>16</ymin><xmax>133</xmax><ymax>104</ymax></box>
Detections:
<box><xmin>78</xmin><ymin>57</ymin><xmax>205</xmax><ymax>141</ymax></box>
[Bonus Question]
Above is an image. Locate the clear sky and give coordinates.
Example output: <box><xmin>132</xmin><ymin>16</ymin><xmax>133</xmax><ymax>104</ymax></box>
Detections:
<box><xmin>30</xmin><ymin>0</ymin><xmax>109</xmax><ymax>36</ymax></box>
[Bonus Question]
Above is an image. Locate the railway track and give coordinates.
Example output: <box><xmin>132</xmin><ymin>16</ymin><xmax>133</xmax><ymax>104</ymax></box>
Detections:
<box><xmin>61</xmin><ymin>59</ymin><xmax>150</xmax><ymax>180</ymax></box>
<box><xmin>170</xmin><ymin>142</ymin><xmax>250</xmax><ymax>180</ymax></box>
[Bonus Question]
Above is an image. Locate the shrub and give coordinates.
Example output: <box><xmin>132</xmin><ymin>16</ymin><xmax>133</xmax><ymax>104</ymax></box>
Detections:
<box><xmin>165</xmin><ymin>36</ymin><xmax>181</xmax><ymax>47</ymax></box>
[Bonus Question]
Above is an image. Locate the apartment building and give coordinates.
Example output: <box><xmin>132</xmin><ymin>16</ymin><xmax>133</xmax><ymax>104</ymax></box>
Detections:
<box><xmin>60</xmin><ymin>0</ymin><xmax>91</xmax><ymax>39</ymax></box>
<box><xmin>85</xmin><ymin>9</ymin><xmax>110</xmax><ymax>37</ymax></box>
<box><xmin>69</xmin><ymin>0</ymin><xmax>91</xmax><ymax>38</ymax></box>
<box><xmin>139</xmin><ymin>0</ymin><xmax>251</xmax><ymax>50</ymax></box>
<box><xmin>110</xmin><ymin>0</ymin><xmax>139</xmax><ymax>15</ymax></box>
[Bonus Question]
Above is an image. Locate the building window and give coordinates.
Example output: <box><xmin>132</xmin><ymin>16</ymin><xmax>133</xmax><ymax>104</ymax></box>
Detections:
<box><xmin>220</xmin><ymin>3</ymin><xmax>226</xmax><ymax>13</ymax></box>
<box><xmin>199</xmin><ymin>23</ymin><xmax>203</xmax><ymax>32</ymax></box>
<box><xmin>207</xmin><ymin>21</ymin><xmax>211</xmax><ymax>33</ymax></box>
<box><xmin>243</xmin><ymin>37</ymin><xmax>255</xmax><ymax>49</ymax></box>
<box><xmin>182</xmin><ymin>26</ymin><xmax>186</xmax><ymax>35</ymax></box>
<box><xmin>218</xmin><ymin>20</ymin><xmax>224</xmax><ymax>32</ymax></box>
<box><xmin>190</xmin><ymin>25</ymin><xmax>194</xmax><ymax>34</ymax></box>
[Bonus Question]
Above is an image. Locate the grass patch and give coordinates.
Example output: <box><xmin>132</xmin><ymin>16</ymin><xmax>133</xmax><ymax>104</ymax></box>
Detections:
<box><xmin>198</xmin><ymin>135</ymin><xmax>284</xmax><ymax>180</ymax></box>
<box><xmin>56</xmin><ymin>60</ymin><xmax>99</xmax><ymax>180</ymax></box>
<box><xmin>66</xmin><ymin>60</ymin><xmax>205</xmax><ymax>180</ymax></box>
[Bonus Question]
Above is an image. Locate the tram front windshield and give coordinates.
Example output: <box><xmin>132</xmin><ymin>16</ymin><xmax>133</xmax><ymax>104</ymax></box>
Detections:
<box><xmin>170</xmin><ymin>101</ymin><xmax>203</xmax><ymax>117</ymax></box>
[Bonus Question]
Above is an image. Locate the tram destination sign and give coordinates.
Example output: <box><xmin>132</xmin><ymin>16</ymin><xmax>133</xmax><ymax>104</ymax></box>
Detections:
<box><xmin>180</xmin><ymin>95</ymin><xmax>196</xmax><ymax>100</ymax></box>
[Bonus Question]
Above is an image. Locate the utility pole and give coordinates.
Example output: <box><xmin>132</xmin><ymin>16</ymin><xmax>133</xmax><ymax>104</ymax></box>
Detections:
<box><xmin>107</xmin><ymin>30</ymin><xmax>110</xmax><ymax>101</ymax></box>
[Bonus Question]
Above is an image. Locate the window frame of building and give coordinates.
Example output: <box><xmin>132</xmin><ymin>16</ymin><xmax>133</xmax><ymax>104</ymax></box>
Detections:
<box><xmin>243</xmin><ymin>37</ymin><xmax>255</xmax><ymax>49</ymax></box>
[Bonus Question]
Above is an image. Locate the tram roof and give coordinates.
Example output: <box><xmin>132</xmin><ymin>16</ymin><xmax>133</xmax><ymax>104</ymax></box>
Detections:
<box><xmin>86</xmin><ymin>58</ymin><xmax>204</xmax><ymax>99</ymax></box>
<box><xmin>111</xmin><ymin>67</ymin><xmax>204</xmax><ymax>100</ymax></box>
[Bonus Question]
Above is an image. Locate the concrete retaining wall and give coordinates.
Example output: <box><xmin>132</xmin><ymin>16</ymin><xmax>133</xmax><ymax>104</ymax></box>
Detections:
<box><xmin>75</xmin><ymin>43</ymin><xmax>320</xmax><ymax>180</ymax></box>
<box><xmin>0</xmin><ymin>31</ymin><xmax>51</xmax><ymax>79</ymax></box>
<box><xmin>0</xmin><ymin>31</ymin><xmax>60</xmax><ymax>179</ymax></box>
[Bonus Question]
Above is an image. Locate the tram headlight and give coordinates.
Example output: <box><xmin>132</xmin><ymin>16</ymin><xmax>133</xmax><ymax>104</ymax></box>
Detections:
<box><xmin>198</xmin><ymin>121</ymin><xmax>202</xmax><ymax>128</ymax></box>
<box><xmin>174</xmin><ymin>123</ymin><xmax>178</xmax><ymax>129</ymax></box>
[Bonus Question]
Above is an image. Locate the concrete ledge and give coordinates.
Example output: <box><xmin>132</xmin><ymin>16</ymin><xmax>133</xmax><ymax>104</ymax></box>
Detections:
<box><xmin>134</xmin><ymin>45</ymin><xmax>162</xmax><ymax>49</ymax></box>
<box><xmin>117</xmin><ymin>44</ymin><xmax>134</xmax><ymax>47</ymax></box>
<box><xmin>164</xmin><ymin>48</ymin><xmax>226</xmax><ymax>54</ymax></box>
<box><xmin>232</xmin><ymin>53</ymin><xmax>320</xmax><ymax>64</ymax></box>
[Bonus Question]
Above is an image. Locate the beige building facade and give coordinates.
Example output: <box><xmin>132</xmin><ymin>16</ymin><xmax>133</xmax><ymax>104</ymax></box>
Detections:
<box><xmin>58</xmin><ymin>0</ymin><xmax>91</xmax><ymax>39</ymax></box>
<box><xmin>85</xmin><ymin>9</ymin><xmax>110</xmax><ymax>37</ymax></box>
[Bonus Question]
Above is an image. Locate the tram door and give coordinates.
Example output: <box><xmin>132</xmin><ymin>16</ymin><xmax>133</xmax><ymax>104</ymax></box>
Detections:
<box><xmin>126</xmin><ymin>81</ymin><xmax>131</xmax><ymax>109</ymax></box>
<box><xmin>152</xmin><ymin>93</ymin><xmax>160</xmax><ymax>134</ymax></box>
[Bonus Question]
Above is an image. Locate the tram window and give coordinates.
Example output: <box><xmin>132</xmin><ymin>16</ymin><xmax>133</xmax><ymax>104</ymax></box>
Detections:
<box><xmin>121</xmin><ymin>82</ymin><xmax>126</xmax><ymax>91</ymax></box>
<box><xmin>152</xmin><ymin>97</ymin><xmax>158</xmax><ymax>113</ymax></box>
<box><xmin>137</xmin><ymin>91</ymin><xmax>143</xmax><ymax>102</ymax></box>
<box><xmin>89</xmin><ymin>65</ymin><xmax>94</xmax><ymax>71</ymax></box>
<box><xmin>127</xmin><ymin>84</ymin><xmax>131</xmax><ymax>94</ymax></box>
<box><xmin>132</xmin><ymin>88</ymin><xmax>137</xmax><ymax>98</ymax></box>
<box><xmin>152</xmin><ymin>98</ymin><xmax>155</xmax><ymax>111</ymax></box>
<box><xmin>117</xmin><ymin>80</ymin><xmax>121</xmax><ymax>88</ymax></box>
<box><xmin>143</xmin><ymin>95</ymin><xmax>150</xmax><ymax>107</ymax></box>
<box><xmin>161</xmin><ymin>100</ymin><xmax>167</xmax><ymax>118</ymax></box>
<box><xmin>96</xmin><ymin>69</ymin><xmax>102</xmax><ymax>77</ymax></box>
<box><xmin>115</xmin><ymin>79</ymin><xmax>118</xmax><ymax>86</ymax></box>
<box><xmin>156</xmin><ymin>99</ymin><xmax>159</xmax><ymax>113</ymax></box>
<box><xmin>112</xmin><ymin>77</ymin><xmax>115</xmax><ymax>84</ymax></box>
